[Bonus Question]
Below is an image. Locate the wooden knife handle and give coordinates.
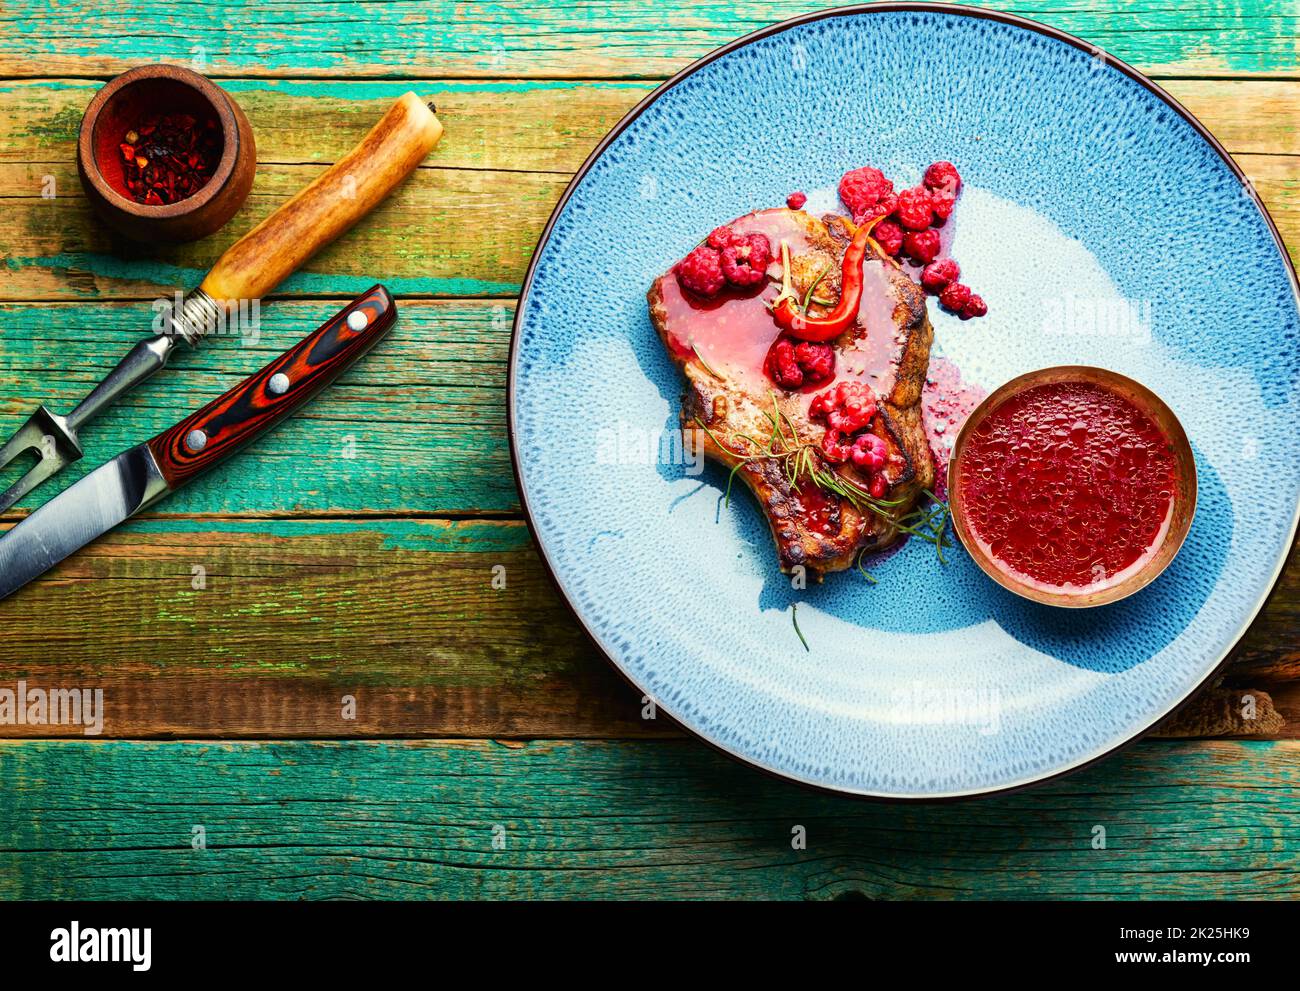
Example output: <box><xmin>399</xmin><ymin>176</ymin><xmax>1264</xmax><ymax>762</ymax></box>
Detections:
<box><xmin>148</xmin><ymin>285</ymin><xmax>396</xmax><ymax>489</ymax></box>
<box><xmin>197</xmin><ymin>93</ymin><xmax>441</xmax><ymax>309</ymax></box>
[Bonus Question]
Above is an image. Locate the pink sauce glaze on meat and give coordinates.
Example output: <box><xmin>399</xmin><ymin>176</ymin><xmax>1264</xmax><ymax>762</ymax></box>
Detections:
<box><xmin>660</xmin><ymin>209</ymin><xmax>902</xmax><ymax>419</ymax></box>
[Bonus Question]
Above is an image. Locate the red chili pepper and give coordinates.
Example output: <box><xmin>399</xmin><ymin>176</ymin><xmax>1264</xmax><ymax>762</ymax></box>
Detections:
<box><xmin>773</xmin><ymin>216</ymin><xmax>880</xmax><ymax>342</ymax></box>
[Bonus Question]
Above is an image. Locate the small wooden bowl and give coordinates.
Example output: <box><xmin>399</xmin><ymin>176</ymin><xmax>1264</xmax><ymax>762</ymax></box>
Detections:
<box><xmin>947</xmin><ymin>365</ymin><xmax>1197</xmax><ymax>608</ymax></box>
<box><xmin>77</xmin><ymin>64</ymin><xmax>255</xmax><ymax>243</ymax></box>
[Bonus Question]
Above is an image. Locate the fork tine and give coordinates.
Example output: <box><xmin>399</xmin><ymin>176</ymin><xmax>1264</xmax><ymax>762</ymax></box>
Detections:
<box><xmin>0</xmin><ymin>455</ymin><xmax>65</xmax><ymax>514</ymax></box>
<box><xmin>0</xmin><ymin>416</ymin><xmax>48</xmax><ymax>472</ymax></box>
<box><xmin>0</xmin><ymin>414</ymin><xmax>65</xmax><ymax>514</ymax></box>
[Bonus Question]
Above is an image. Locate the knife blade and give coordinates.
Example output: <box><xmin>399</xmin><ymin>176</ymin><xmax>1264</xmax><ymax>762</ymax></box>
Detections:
<box><xmin>0</xmin><ymin>285</ymin><xmax>396</xmax><ymax>602</ymax></box>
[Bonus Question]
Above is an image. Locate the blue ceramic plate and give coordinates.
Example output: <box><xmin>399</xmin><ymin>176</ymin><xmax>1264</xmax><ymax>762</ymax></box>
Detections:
<box><xmin>510</xmin><ymin>3</ymin><xmax>1300</xmax><ymax>798</ymax></box>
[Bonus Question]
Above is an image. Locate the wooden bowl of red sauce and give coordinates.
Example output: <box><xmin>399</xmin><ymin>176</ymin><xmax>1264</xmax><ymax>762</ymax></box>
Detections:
<box><xmin>947</xmin><ymin>366</ymin><xmax>1196</xmax><ymax>608</ymax></box>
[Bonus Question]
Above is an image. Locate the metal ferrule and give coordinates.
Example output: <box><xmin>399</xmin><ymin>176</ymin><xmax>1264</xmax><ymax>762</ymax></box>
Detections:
<box><xmin>167</xmin><ymin>288</ymin><xmax>223</xmax><ymax>347</ymax></box>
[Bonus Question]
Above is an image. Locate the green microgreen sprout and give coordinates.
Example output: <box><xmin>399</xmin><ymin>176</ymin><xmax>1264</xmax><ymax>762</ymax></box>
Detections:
<box><xmin>855</xmin><ymin>547</ymin><xmax>879</xmax><ymax>585</ymax></box>
<box><xmin>791</xmin><ymin>603</ymin><xmax>810</xmax><ymax>652</ymax></box>
<box><xmin>691</xmin><ymin>342</ymin><xmax>725</xmax><ymax>381</ymax></box>
<box><xmin>800</xmin><ymin>263</ymin><xmax>833</xmax><ymax>314</ymax></box>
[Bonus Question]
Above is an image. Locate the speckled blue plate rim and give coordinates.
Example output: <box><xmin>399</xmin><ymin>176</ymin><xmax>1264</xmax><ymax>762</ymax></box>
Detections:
<box><xmin>506</xmin><ymin>1</ymin><xmax>1300</xmax><ymax>801</ymax></box>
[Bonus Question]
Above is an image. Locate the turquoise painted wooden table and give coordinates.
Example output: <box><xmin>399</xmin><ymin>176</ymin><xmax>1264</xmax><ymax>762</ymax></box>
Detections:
<box><xmin>0</xmin><ymin>0</ymin><xmax>1297</xmax><ymax>899</ymax></box>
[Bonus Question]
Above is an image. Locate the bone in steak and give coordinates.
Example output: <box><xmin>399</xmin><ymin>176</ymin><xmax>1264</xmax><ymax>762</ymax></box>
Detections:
<box><xmin>647</xmin><ymin>207</ymin><xmax>935</xmax><ymax>577</ymax></box>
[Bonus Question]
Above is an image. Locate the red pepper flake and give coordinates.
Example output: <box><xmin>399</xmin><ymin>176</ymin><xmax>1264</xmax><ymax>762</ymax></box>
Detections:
<box><xmin>120</xmin><ymin>111</ymin><xmax>220</xmax><ymax>206</ymax></box>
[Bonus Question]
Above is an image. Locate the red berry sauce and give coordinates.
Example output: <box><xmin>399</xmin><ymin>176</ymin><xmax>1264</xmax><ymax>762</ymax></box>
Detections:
<box><xmin>922</xmin><ymin>355</ymin><xmax>987</xmax><ymax>496</ymax></box>
<box><xmin>958</xmin><ymin>381</ymin><xmax>1177</xmax><ymax>593</ymax></box>
<box><xmin>788</xmin><ymin>476</ymin><xmax>840</xmax><ymax>535</ymax></box>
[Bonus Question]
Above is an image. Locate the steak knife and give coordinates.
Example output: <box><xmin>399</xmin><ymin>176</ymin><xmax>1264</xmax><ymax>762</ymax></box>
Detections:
<box><xmin>0</xmin><ymin>285</ymin><xmax>395</xmax><ymax>602</ymax></box>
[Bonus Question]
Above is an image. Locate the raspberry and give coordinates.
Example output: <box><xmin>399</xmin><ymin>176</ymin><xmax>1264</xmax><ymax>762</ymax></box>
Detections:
<box><xmin>764</xmin><ymin>336</ymin><xmax>834</xmax><ymax>389</ymax></box>
<box><xmin>811</xmin><ymin>379</ymin><xmax>876</xmax><ymax>431</ymax></box>
<box><xmin>903</xmin><ymin>228</ymin><xmax>941</xmax><ymax>264</ymax></box>
<box><xmin>959</xmin><ymin>294</ymin><xmax>987</xmax><ymax>320</ymax></box>
<box><xmin>872</xmin><ymin>219</ymin><xmax>904</xmax><ymax>256</ymax></box>
<box><xmin>765</xmin><ymin>337</ymin><xmax>802</xmax><ymax>388</ymax></box>
<box><xmin>895</xmin><ymin>185</ymin><xmax>934</xmax><ymax>231</ymax></box>
<box><xmin>839</xmin><ymin>166</ymin><xmax>887</xmax><ymax>207</ymax></box>
<box><xmin>839</xmin><ymin>166</ymin><xmax>895</xmax><ymax>223</ymax></box>
<box><xmin>920</xmin><ymin>258</ymin><xmax>960</xmax><ymax>294</ymax></box>
<box><xmin>808</xmin><ymin>390</ymin><xmax>834</xmax><ymax>420</ymax></box>
<box><xmin>793</xmin><ymin>340</ymin><xmax>834</xmax><ymax>384</ymax></box>
<box><xmin>821</xmin><ymin>428</ymin><xmax>854</xmax><ymax>463</ymax></box>
<box><xmin>786</xmin><ymin>191</ymin><xmax>808</xmax><ymax>210</ymax></box>
<box><xmin>939</xmin><ymin>282</ymin><xmax>972</xmax><ymax>312</ymax></box>
<box><xmin>931</xmin><ymin>191</ymin><xmax>956</xmax><ymax>224</ymax></box>
<box><xmin>719</xmin><ymin>232</ymin><xmax>771</xmax><ymax>286</ymax></box>
<box><xmin>851</xmin><ymin>432</ymin><xmax>888</xmax><ymax>471</ymax></box>
<box><xmin>676</xmin><ymin>245</ymin><xmax>726</xmax><ymax>297</ymax></box>
<box><xmin>707</xmin><ymin>225</ymin><xmax>738</xmax><ymax>249</ymax></box>
<box><xmin>831</xmin><ymin>389</ymin><xmax>876</xmax><ymax>433</ymax></box>
<box><xmin>860</xmin><ymin>192</ymin><xmax>898</xmax><ymax>226</ymax></box>
<box><xmin>810</xmin><ymin>382</ymin><xmax>886</xmax><ymax>468</ymax></box>
<box><xmin>923</xmin><ymin>161</ymin><xmax>962</xmax><ymax>195</ymax></box>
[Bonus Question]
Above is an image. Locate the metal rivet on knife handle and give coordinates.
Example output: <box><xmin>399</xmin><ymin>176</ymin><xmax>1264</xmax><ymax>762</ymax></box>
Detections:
<box><xmin>268</xmin><ymin>373</ymin><xmax>290</xmax><ymax>396</ymax></box>
<box><xmin>0</xmin><ymin>287</ymin><xmax>397</xmax><ymax>602</ymax></box>
<box><xmin>148</xmin><ymin>286</ymin><xmax>396</xmax><ymax>493</ymax></box>
<box><xmin>346</xmin><ymin>310</ymin><xmax>369</xmax><ymax>331</ymax></box>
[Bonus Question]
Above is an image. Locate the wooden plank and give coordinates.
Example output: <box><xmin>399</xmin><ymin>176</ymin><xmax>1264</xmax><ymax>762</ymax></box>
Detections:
<box><xmin>0</xmin><ymin>78</ymin><xmax>646</xmax><ymax>176</ymax></box>
<box><xmin>0</xmin><ymin>518</ymin><xmax>657</xmax><ymax>739</ymax></box>
<box><xmin>0</xmin><ymin>300</ymin><xmax>518</xmax><ymax>515</ymax></box>
<box><xmin>1162</xmin><ymin>80</ymin><xmax>1300</xmax><ymax>157</ymax></box>
<box><xmin>0</xmin><ymin>514</ymin><xmax>1290</xmax><ymax>739</ymax></box>
<box><xmin>0</xmin><ymin>738</ymin><xmax>1296</xmax><ymax>899</ymax></box>
<box><xmin>0</xmin><ymin>0</ymin><xmax>1294</xmax><ymax>80</ymax></box>
<box><xmin>0</xmin><ymin>161</ymin><xmax>562</xmax><ymax>301</ymax></box>
<box><xmin>1250</xmin><ymin>681</ymin><xmax>1300</xmax><ymax>735</ymax></box>
<box><xmin>1</xmin><ymin>79</ymin><xmax>1296</xmax><ymax>303</ymax></box>
<box><xmin>5</xmin><ymin>77</ymin><xmax>1296</xmax><ymax>176</ymax></box>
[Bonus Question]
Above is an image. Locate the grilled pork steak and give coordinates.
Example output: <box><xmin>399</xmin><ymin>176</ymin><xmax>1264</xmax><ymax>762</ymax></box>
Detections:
<box><xmin>648</xmin><ymin>207</ymin><xmax>935</xmax><ymax>577</ymax></box>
